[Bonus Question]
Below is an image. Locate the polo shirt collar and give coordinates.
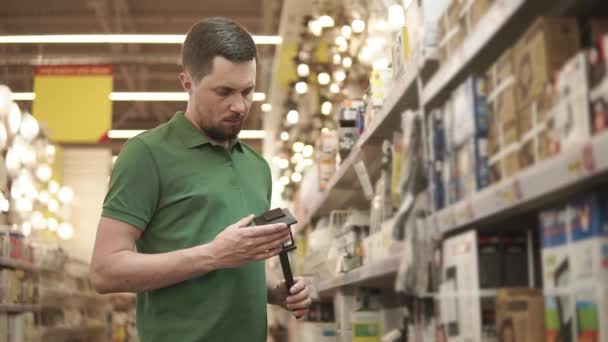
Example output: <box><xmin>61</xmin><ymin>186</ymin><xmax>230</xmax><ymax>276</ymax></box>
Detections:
<box><xmin>171</xmin><ymin>111</ymin><xmax>243</xmax><ymax>151</ymax></box>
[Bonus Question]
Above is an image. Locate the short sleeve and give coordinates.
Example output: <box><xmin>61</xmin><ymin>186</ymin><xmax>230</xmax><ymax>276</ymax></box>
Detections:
<box><xmin>102</xmin><ymin>137</ymin><xmax>160</xmax><ymax>230</ymax></box>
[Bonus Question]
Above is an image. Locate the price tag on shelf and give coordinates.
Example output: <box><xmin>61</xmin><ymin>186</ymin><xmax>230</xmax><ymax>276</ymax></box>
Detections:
<box><xmin>438</xmin><ymin>209</ymin><xmax>456</xmax><ymax>232</ymax></box>
<box><xmin>354</xmin><ymin>160</ymin><xmax>374</xmax><ymax>200</ymax></box>
<box><xmin>494</xmin><ymin>177</ymin><xmax>523</xmax><ymax>209</ymax></box>
<box><xmin>454</xmin><ymin>201</ymin><xmax>475</xmax><ymax>225</ymax></box>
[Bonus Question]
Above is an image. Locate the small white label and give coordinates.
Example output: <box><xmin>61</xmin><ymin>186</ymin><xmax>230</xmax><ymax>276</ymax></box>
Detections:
<box><xmin>354</xmin><ymin>160</ymin><xmax>374</xmax><ymax>200</ymax></box>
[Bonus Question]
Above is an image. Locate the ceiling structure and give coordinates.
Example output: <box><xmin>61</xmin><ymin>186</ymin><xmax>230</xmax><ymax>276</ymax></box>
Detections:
<box><xmin>0</xmin><ymin>0</ymin><xmax>283</xmax><ymax>153</ymax></box>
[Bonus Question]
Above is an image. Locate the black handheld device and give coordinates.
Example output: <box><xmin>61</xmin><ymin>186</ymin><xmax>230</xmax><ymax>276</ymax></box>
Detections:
<box><xmin>253</xmin><ymin>208</ymin><xmax>298</xmax><ymax>291</ymax></box>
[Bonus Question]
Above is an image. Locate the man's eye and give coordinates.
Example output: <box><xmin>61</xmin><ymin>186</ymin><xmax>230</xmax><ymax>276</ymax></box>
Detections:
<box><xmin>242</xmin><ymin>89</ymin><xmax>253</xmax><ymax>96</ymax></box>
<box><xmin>216</xmin><ymin>89</ymin><xmax>231</xmax><ymax>96</ymax></box>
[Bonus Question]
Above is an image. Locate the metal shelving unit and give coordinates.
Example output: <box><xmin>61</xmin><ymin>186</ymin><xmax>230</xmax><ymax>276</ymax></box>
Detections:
<box><xmin>0</xmin><ymin>257</ymin><xmax>38</xmax><ymax>272</ymax></box>
<box><xmin>0</xmin><ymin>304</ymin><xmax>41</xmax><ymax>313</ymax></box>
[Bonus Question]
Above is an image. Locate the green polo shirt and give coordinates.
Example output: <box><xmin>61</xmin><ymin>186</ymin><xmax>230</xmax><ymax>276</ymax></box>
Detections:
<box><xmin>102</xmin><ymin>112</ymin><xmax>272</xmax><ymax>342</ymax></box>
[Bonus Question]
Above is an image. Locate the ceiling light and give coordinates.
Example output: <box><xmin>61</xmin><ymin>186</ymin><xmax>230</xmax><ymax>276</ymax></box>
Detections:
<box><xmin>389</xmin><ymin>4</ymin><xmax>406</xmax><ymax>30</ymax></box>
<box><xmin>318</xmin><ymin>72</ymin><xmax>331</xmax><ymax>85</ymax></box>
<box><xmin>318</xmin><ymin>15</ymin><xmax>335</xmax><ymax>28</ymax></box>
<box><xmin>352</xmin><ymin>19</ymin><xmax>366</xmax><ymax>33</ymax></box>
<box><xmin>321</xmin><ymin>101</ymin><xmax>333</xmax><ymax>115</ymax></box>
<box><xmin>297</xmin><ymin>64</ymin><xmax>310</xmax><ymax>77</ymax></box>
<box><xmin>341</xmin><ymin>26</ymin><xmax>352</xmax><ymax>38</ymax></box>
<box><xmin>261</xmin><ymin>103</ymin><xmax>272</xmax><ymax>112</ymax></box>
<box><xmin>342</xmin><ymin>57</ymin><xmax>353</xmax><ymax>68</ymax></box>
<box><xmin>14</xmin><ymin>92</ymin><xmax>266</xmax><ymax>102</ymax></box>
<box><xmin>0</xmin><ymin>34</ymin><xmax>282</xmax><ymax>45</ymax></box>
<box><xmin>107</xmin><ymin>129</ymin><xmax>266</xmax><ymax>140</ymax></box>
<box><xmin>287</xmin><ymin>110</ymin><xmax>299</xmax><ymax>125</ymax></box>
<box><xmin>295</xmin><ymin>82</ymin><xmax>308</xmax><ymax>94</ymax></box>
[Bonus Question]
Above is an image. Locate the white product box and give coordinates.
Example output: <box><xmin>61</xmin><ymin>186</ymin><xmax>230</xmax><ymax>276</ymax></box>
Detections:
<box><xmin>451</xmin><ymin>77</ymin><xmax>489</xmax><ymax>147</ymax></box>
<box><xmin>441</xmin><ymin>230</ymin><xmax>482</xmax><ymax>342</ymax></box>
<box><xmin>392</xmin><ymin>27</ymin><xmax>412</xmax><ymax>81</ymax></box>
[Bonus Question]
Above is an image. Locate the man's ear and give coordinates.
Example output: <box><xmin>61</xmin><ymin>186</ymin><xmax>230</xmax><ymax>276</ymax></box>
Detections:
<box><xmin>179</xmin><ymin>72</ymin><xmax>193</xmax><ymax>94</ymax></box>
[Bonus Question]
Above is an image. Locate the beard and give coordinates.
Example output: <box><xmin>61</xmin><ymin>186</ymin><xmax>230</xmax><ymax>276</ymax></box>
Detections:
<box><xmin>201</xmin><ymin>116</ymin><xmax>243</xmax><ymax>142</ymax></box>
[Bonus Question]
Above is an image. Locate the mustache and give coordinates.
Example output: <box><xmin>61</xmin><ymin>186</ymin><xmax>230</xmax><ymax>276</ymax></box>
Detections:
<box><xmin>223</xmin><ymin>114</ymin><xmax>243</xmax><ymax>121</ymax></box>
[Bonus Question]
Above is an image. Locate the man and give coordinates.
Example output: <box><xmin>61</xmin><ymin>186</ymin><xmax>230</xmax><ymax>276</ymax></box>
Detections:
<box><xmin>90</xmin><ymin>17</ymin><xmax>311</xmax><ymax>342</ymax></box>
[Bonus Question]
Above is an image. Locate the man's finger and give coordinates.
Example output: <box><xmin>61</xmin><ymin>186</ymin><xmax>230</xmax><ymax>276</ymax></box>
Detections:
<box><xmin>286</xmin><ymin>289</ymin><xmax>309</xmax><ymax>304</ymax></box>
<box><xmin>243</xmin><ymin>223</ymin><xmax>288</xmax><ymax>238</ymax></box>
<box><xmin>255</xmin><ymin>248</ymin><xmax>282</xmax><ymax>260</ymax></box>
<box><xmin>294</xmin><ymin>309</ymin><xmax>308</xmax><ymax>319</ymax></box>
<box><xmin>289</xmin><ymin>278</ymin><xmax>307</xmax><ymax>294</ymax></box>
<box><xmin>287</xmin><ymin>299</ymin><xmax>311</xmax><ymax>311</ymax></box>
<box><xmin>235</xmin><ymin>214</ymin><xmax>255</xmax><ymax>228</ymax></box>
<box><xmin>255</xmin><ymin>234</ymin><xmax>291</xmax><ymax>253</ymax></box>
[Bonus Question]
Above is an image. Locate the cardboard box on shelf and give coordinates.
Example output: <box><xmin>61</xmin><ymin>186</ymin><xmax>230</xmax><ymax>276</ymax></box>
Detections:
<box><xmin>513</xmin><ymin>17</ymin><xmax>580</xmax><ymax>111</ymax></box>
<box><xmin>438</xmin><ymin>0</ymin><xmax>468</xmax><ymax>65</ymax></box>
<box><xmin>495</xmin><ymin>288</ymin><xmax>545</xmax><ymax>342</ymax></box>
<box><xmin>489</xmin><ymin>144</ymin><xmax>521</xmax><ymax>184</ymax></box>
<box><xmin>455</xmin><ymin>136</ymin><xmax>489</xmax><ymax>198</ymax></box>
<box><xmin>589</xmin><ymin>35</ymin><xmax>608</xmax><ymax>136</ymax></box>
<box><xmin>469</xmin><ymin>0</ymin><xmax>494</xmax><ymax>31</ymax></box>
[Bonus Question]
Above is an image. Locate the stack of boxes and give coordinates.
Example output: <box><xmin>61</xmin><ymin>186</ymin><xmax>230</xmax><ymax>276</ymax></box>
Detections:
<box><xmin>539</xmin><ymin>192</ymin><xmax>608</xmax><ymax>342</ymax></box>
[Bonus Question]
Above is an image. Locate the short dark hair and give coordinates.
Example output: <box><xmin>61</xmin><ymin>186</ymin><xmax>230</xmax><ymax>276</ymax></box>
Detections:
<box><xmin>182</xmin><ymin>17</ymin><xmax>258</xmax><ymax>82</ymax></box>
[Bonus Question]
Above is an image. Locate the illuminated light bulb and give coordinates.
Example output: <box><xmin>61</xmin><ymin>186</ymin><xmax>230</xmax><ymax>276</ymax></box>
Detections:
<box><xmin>261</xmin><ymin>103</ymin><xmax>272</xmax><ymax>112</ymax></box>
<box><xmin>58</xmin><ymin>186</ymin><xmax>74</xmax><ymax>204</ymax></box>
<box><xmin>318</xmin><ymin>72</ymin><xmax>331</xmax><ymax>85</ymax></box>
<box><xmin>280</xmin><ymin>176</ymin><xmax>290</xmax><ymax>186</ymax></box>
<box><xmin>321</xmin><ymin>127</ymin><xmax>329</xmax><ymax>133</ymax></box>
<box><xmin>295</xmin><ymin>162</ymin><xmax>306</xmax><ymax>173</ymax></box>
<box><xmin>19</xmin><ymin>113</ymin><xmax>40</xmax><ymax>140</ymax></box>
<box><xmin>46</xmin><ymin>145</ymin><xmax>56</xmax><ymax>158</ymax></box>
<box><xmin>342</xmin><ymin>57</ymin><xmax>353</xmax><ymax>68</ymax></box>
<box><xmin>373</xmin><ymin>58</ymin><xmax>390</xmax><ymax>70</ymax></box>
<box><xmin>8</xmin><ymin>103</ymin><xmax>21</xmax><ymax>135</ymax></box>
<box><xmin>321</xmin><ymin>101</ymin><xmax>333</xmax><ymax>115</ymax></box>
<box><xmin>297</xmin><ymin>64</ymin><xmax>310</xmax><ymax>77</ymax></box>
<box><xmin>291</xmin><ymin>153</ymin><xmax>303</xmax><ymax>163</ymax></box>
<box><xmin>36</xmin><ymin>164</ymin><xmax>52</xmax><ymax>182</ymax></box>
<box><xmin>330</xmin><ymin>83</ymin><xmax>340</xmax><ymax>94</ymax></box>
<box><xmin>287</xmin><ymin>110</ymin><xmax>299</xmax><ymax>125</ymax></box>
<box><xmin>352</xmin><ymin>19</ymin><xmax>366</xmax><ymax>33</ymax></box>
<box><xmin>334</xmin><ymin>70</ymin><xmax>346</xmax><ymax>82</ymax></box>
<box><xmin>292</xmin><ymin>142</ymin><xmax>305</xmax><ymax>153</ymax></box>
<box><xmin>47</xmin><ymin>218</ymin><xmax>58</xmax><ymax>231</ymax></box>
<box><xmin>375</xmin><ymin>19</ymin><xmax>389</xmax><ymax>32</ymax></box>
<box><xmin>0</xmin><ymin>124</ymin><xmax>7</xmax><ymax>150</ymax></box>
<box><xmin>308</xmin><ymin>19</ymin><xmax>322</xmax><ymax>36</ymax></box>
<box><xmin>21</xmin><ymin>222</ymin><xmax>32</xmax><ymax>237</ymax></box>
<box><xmin>278</xmin><ymin>158</ymin><xmax>289</xmax><ymax>170</ymax></box>
<box><xmin>303</xmin><ymin>145</ymin><xmax>314</xmax><ymax>158</ymax></box>
<box><xmin>318</xmin><ymin>15</ymin><xmax>335</xmax><ymax>28</ymax></box>
<box><xmin>291</xmin><ymin>172</ymin><xmax>302</xmax><ymax>183</ymax></box>
<box><xmin>57</xmin><ymin>222</ymin><xmax>74</xmax><ymax>240</ymax></box>
<box><xmin>38</xmin><ymin>190</ymin><xmax>50</xmax><ymax>204</ymax></box>
<box><xmin>303</xmin><ymin>158</ymin><xmax>314</xmax><ymax>166</ymax></box>
<box><xmin>5</xmin><ymin>148</ymin><xmax>20</xmax><ymax>176</ymax></box>
<box><xmin>389</xmin><ymin>4</ymin><xmax>405</xmax><ymax>30</ymax></box>
<box><xmin>16</xmin><ymin>198</ymin><xmax>33</xmax><ymax>213</ymax></box>
<box><xmin>48</xmin><ymin>199</ymin><xmax>59</xmax><ymax>213</ymax></box>
<box><xmin>295</xmin><ymin>81</ymin><xmax>308</xmax><ymax>94</ymax></box>
<box><xmin>280</xmin><ymin>131</ymin><xmax>290</xmax><ymax>141</ymax></box>
<box><xmin>333</xmin><ymin>54</ymin><xmax>341</xmax><ymax>65</ymax></box>
<box><xmin>49</xmin><ymin>181</ymin><xmax>59</xmax><ymax>194</ymax></box>
<box><xmin>0</xmin><ymin>85</ymin><xmax>11</xmax><ymax>117</ymax></box>
<box><xmin>341</xmin><ymin>25</ymin><xmax>352</xmax><ymax>38</ymax></box>
<box><xmin>31</xmin><ymin>211</ymin><xmax>46</xmax><ymax>230</ymax></box>
<box><xmin>20</xmin><ymin>147</ymin><xmax>36</xmax><ymax>167</ymax></box>
<box><xmin>0</xmin><ymin>194</ymin><xmax>8</xmax><ymax>212</ymax></box>
<box><xmin>335</xmin><ymin>36</ymin><xmax>348</xmax><ymax>47</ymax></box>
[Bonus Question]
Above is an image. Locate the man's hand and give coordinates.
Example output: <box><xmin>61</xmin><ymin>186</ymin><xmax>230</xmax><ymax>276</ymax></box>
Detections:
<box><xmin>269</xmin><ymin>277</ymin><xmax>312</xmax><ymax>319</ymax></box>
<box><xmin>211</xmin><ymin>215</ymin><xmax>291</xmax><ymax>269</ymax></box>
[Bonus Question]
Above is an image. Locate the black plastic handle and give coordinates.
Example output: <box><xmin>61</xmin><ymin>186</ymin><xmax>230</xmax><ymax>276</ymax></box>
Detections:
<box><xmin>279</xmin><ymin>251</ymin><xmax>294</xmax><ymax>292</ymax></box>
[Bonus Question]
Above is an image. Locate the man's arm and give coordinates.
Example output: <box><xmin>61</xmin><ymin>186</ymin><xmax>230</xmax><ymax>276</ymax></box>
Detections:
<box><xmin>90</xmin><ymin>216</ymin><xmax>290</xmax><ymax>294</ymax></box>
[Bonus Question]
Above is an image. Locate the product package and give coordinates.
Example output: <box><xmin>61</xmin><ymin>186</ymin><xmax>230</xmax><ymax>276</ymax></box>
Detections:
<box><xmin>451</xmin><ymin>76</ymin><xmax>489</xmax><ymax>147</ymax></box>
<box><xmin>370</xmin><ymin>69</ymin><xmax>393</xmax><ymax>108</ymax></box>
<box><xmin>513</xmin><ymin>17</ymin><xmax>581</xmax><ymax>112</ymax></box>
<box><xmin>338</xmin><ymin>100</ymin><xmax>363</xmax><ymax>160</ymax></box>
<box><xmin>495</xmin><ymin>288</ymin><xmax>545</xmax><ymax>342</ymax></box>
<box><xmin>455</xmin><ymin>136</ymin><xmax>489</xmax><ymax>199</ymax></box>
<box><xmin>437</xmin><ymin>0</ymin><xmax>467</xmax><ymax>65</ymax></box>
<box><xmin>317</xmin><ymin>129</ymin><xmax>338</xmax><ymax>191</ymax></box>
<box><xmin>392</xmin><ymin>26</ymin><xmax>412</xmax><ymax>81</ymax></box>
<box><xmin>590</xmin><ymin>34</ymin><xmax>608</xmax><ymax>136</ymax></box>
<box><xmin>468</xmin><ymin>0</ymin><xmax>494</xmax><ymax>31</ymax></box>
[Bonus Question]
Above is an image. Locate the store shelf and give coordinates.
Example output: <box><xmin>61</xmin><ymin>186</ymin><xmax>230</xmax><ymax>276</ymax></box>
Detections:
<box><xmin>0</xmin><ymin>257</ymin><xmax>37</xmax><ymax>271</ymax></box>
<box><xmin>317</xmin><ymin>253</ymin><xmax>402</xmax><ymax>294</ymax></box>
<box><xmin>298</xmin><ymin>55</ymin><xmax>421</xmax><ymax>230</ymax></box>
<box><xmin>40</xmin><ymin>288</ymin><xmax>104</xmax><ymax>302</ymax></box>
<box><xmin>0</xmin><ymin>304</ymin><xmax>41</xmax><ymax>313</ymax></box>
<box><xmin>431</xmin><ymin>132</ymin><xmax>608</xmax><ymax>235</ymax></box>
<box><xmin>41</xmin><ymin>324</ymin><xmax>106</xmax><ymax>338</ymax></box>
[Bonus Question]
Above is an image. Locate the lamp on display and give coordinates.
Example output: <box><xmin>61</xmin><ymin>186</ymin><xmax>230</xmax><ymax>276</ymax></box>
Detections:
<box><xmin>0</xmin><ymin>85</ymin><xmax>12</xmax><ymax>117</ymax></box>
<box><xmin>19</xmin><ymin>113</ymin><xmax>40</xmax><ymax>141</ymax></box>
<box><xmin>8</xmin><ymin>103</ymin><xmax>21</xmax><ymax>135</ymax></box>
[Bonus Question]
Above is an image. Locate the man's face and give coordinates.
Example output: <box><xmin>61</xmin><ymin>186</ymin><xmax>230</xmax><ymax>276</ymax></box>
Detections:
<box><xmin>181</xmin><ymin>56</ymin><xmax>256</xmax><ymax>142</ymax></box>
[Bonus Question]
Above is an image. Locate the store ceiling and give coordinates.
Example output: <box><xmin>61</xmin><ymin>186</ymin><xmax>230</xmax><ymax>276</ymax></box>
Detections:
<box><xmin>0</xmin><ymin>0</ymin><xmax>282</xmax><ymax>153</ymax></box>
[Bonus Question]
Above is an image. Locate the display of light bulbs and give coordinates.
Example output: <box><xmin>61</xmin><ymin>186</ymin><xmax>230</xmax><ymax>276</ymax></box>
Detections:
<box><xmin>318</xmin><ymin>15</ymin><xmax>335</xmax><ymax>28</ymax></box>
<box><xmin>21</xmin><ymin>222</ymin><xmax>32</xmax><ymax>237</ymax></box>
<box><xmin>16</xmin><ymin>197</ymin><xmax>33</xmax><ymax>213</ymax></box>
<box><xmin>36</xmin><ymin>164</ymin><xmax>52</xmax><ymax>182</ymax></box>
<box><xmin>46</xmin><ymin>145</ymin><xmax>56</xmax><ymax>158</ymax></box>
<box><xmin>297</xmin><ymin>64</ymin><xmax>310</xmax><ymax>77</ymax></box>
<box><xmin>20</xmin><ymin>146</ymin><xmax>37</xmax><ymax>167</ymax></box>
<box><xmin>47</xmin><ymin>217</ymin><xmax>58</xmax><ymax>231</ymax></box>
<box><xmin>58</xmin><ymin>186</ymin><xmax>74</xmax><ymax>204</ymax></box>
<box><xmin>295</xmin><ymin>81</ymin><xmax>308</xmax><ymax>94</ymax></box>
<box><xmin>333</xmin><ymin>54</ymin><xmax>341</xmax><ymax>65</ymax></box>
<box><xmin>291</xmin><ymin>172</ymin><xmax>302</xmax><ymax>183</ymax></box>
<box><xmin>49</xmin><ymin>180</ymin><xmax>59</xmax><ymax>194</ymax></box>
<box><xmin>321</xmin><ymin>101</ymin><xmax>333</xmax><ymax>115</ymax></box>
<box><xmin>261</xmin><ymin>103</ymin><xmax>272</xmax><ymax>112</ymax></box>
<box><xmin>0</xmin><ymin>123</ymin><xmax>7</xmax><ymax>151</ymax></box>
<box><xmin>341</xmin><ymin>25</ymin><xmax>352</xmax><ymax>38</ymax></box>
<box><xmin>352</xmin><ymin>19</ymin><xmax>366</xmax><ymax>33</ymax></box>
<box><xmin>302</xmin><ymin>145</ymin><xmax>314</xmax><ymax>158</ymax></box>
<box><xmin>38</xmin><ymin>190</ymin><xmax>50</xmax><ymax>204</ymax></box>
<box><xmin>8</xmin><ymin>103</ymin><xmax>22</xmax><ymax>135</ymax></box>
<box><xmin>277</xmin><ymin>158</ymin><xmax>289</xmax><ymax>170</ymax></box>
<box><xmin>318</xmin><ymin>72</ymin><xmax>331</xmax><ymax>85</ymax></box>
<box><xmin>48</xmin><ymin>199</ymin><xmax>59</xmax><ymax>213</ymax></box>
<box><xmin>280</xmin><ymin>131</ymin><xmax>290</xmax><ymax>141</ymax></box>
<box><xmin>57</xmin><ymin>222</ymin><xmax>74</xmax><ymax>240</ymax></box>
<box><xmin>335</xmin><ymin>36</ymin><xmax>348</xmax><ymax>48</ymax></box>
<box><xmin>342</xmin><ymin>57</ymin><xmax>353</xmax><ymax>68</ymax></box>
<box><xmin>31</xmin><ymin>211</ymin><xmax>46</xmax><ymax>230</ymax></box>
<box><xmin>291</xmin><ymin>153</ymin><xmax>303</xmax><ymax>164</ymax></box>
<box><xmin>5</xmin><ymin>148</ymin><xmax>20</xmax><ymax>176</ymax></box>
<box><xmin>0</xmin><ymin>85</ymin><xmax>11</xmax><ymax>117</ymax></box>
<box><xmin>19</xmin><ymin>113</ymin><xmax>40</xmax><ymax>140</ymax></box>
<box><xmin>308</xmin><ymin>19</ymin><xmax>322</xmax><ymax>36</ymax></box>
<box><xmin>292</xmin><ymin>141</ymin><xmax>304</xmax><ymax>153</ymax></box>
<box><xmin>287</xmin><ymin>110</ymin><xmax>299</xmax><ymax>125</ymax></box>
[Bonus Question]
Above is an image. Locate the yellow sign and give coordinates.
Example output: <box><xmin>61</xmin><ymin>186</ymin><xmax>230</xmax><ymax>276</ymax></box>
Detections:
<box><xmin>33</xmin><ymin>65</ymin><xmax>112</xmax><ymax>143</ymax></box>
